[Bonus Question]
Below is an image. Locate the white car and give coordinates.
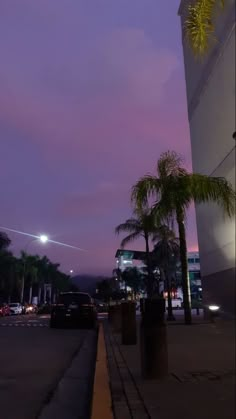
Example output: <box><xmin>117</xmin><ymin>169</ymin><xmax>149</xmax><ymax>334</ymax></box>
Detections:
<box><xmin>9</xmin><ymin>303</ymin><xmax>23</xmax><ymax>315</ymax></box>
<box><xmin>165</xmin><ymin>298</ymin><xmax>183</xmax><ymax>309</ymax></box>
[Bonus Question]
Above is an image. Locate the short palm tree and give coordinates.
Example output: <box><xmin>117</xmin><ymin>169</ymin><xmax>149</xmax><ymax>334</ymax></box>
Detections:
<box><xmin>115</xmin><ymin>209</ymin><xmax>158</xmax><ymax>297</ymax></box>
<box><xmin>184</xmin><ymin>0</ymin><xmax>225</xmax><ymax>56</ymax></box>
<box><xmin>153</xmin><ymin>225</ymin><xmax>180</xmax><ymax>321</ymax></box>
<box><xmin>132</xmin><ymin>150</ymin><xmax>235</xmax><ymax>324</ymax></box>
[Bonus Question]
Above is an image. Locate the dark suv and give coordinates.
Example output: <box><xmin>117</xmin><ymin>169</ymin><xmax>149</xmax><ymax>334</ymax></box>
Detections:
<box><xmin>50</xmin><ymin>292</ymin><xmax>97</xmax><ymax>329</ymax></box>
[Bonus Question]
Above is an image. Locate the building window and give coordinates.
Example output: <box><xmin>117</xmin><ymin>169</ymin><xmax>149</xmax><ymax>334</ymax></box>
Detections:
<box><xmin>188</xmin><ymin>258</ymin><xmax>195</xmax><ymax>264</ymax></box>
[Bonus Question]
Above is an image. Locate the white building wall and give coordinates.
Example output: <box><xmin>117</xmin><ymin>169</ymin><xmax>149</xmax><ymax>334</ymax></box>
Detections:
<box><xmin>179</xmin><ymin>1</ymin><xmax>236</xmax><ymax>315</ymax></box>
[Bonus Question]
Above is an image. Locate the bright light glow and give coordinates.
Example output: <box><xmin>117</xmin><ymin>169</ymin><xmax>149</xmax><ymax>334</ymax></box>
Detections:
<box><xmin>115</xmin><ymin>277</ymin><xmax>118</xmax><ymax>281</ymax></box>
<box><xmin>209</xmin><ymin>305</ymin><xmax>220</xmax><ymax>311</ymax></box>
<box><xmin>198</xmin><ymin>287</ymin><xmax>202</xmax><ymax>291</ymax></box>
<box><xmin>70</xmin><ymin>270</ymin><xmax>74</xmax><ymax>274</ymax></box>
<box><xmin>40</xmin><ymin>235</ymin><xmax>48</xmax><ymax>243</ymax></box>
<box><xmin>0</xmin><ymin>226</ymin><xmax>86</xmax><ymax>251</ymax></box>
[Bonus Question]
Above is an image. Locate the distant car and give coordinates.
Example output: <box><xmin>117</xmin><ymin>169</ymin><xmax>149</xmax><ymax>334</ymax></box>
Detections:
<box><xmin>9</xmin><ymin>303</ymin><xmax>23</xmax><ymax>315</ymax></box>
<box><xmin>166</xmin><ymin>298</ymin><xmax>183</xmax><ymax>309</ymax></box>
<box><xmin>50</xmin><ymin>292</ymin><xmax>97</xmax><ymax>329</ymax></box>
<box><xmin>24</xmin><ymin>304</ymin><xmax>37</xmax><ymax>314</ymax></box>
<box><xmin>95</xmin><ymin>300</ymin><xmax>108</xmax><ymax>313</ymax></box>
<box><xmin>0</xmin><ymin>303</ymin><xmax>10</xmax><ymax>317</ymax></box>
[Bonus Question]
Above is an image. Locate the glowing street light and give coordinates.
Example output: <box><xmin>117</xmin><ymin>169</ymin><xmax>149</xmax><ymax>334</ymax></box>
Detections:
<box><xmin>39</xmin><ymin>235</ymin><xmax>48</xmax><ymax>244</ymax></box>
<box><xmin>70</xmin><ymin>269</ymin><xmax>74</xmax><ymax>274</ymax></box>
<box><xmin>208</xmin><ymin>304</ymin><xmax>220</xmax><ymax>323</ymax></box>
<box><xmin>208</xmin><ymin>305</ymin><xmax>220</xmax><ymax>312</ymax></box>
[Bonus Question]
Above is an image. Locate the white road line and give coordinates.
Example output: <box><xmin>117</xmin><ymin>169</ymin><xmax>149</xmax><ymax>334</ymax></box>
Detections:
<box><xmin>0</xmin><ymin>323</ymin><xmax>49</xmax><ymax>327</ymax></box>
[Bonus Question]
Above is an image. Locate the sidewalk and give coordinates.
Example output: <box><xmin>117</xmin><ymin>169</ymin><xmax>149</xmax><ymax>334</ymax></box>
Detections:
<box><xmin>104</xmin><ymin>316</ymin><xmax>235</xmax><ymax>419</ymax></box>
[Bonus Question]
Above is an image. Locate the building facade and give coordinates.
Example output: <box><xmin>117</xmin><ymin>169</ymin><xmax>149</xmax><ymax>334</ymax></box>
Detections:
<box><xmin>178</xmin><ymin>1</ymin><xmax>235</xmax><ymax>315</ymax></box>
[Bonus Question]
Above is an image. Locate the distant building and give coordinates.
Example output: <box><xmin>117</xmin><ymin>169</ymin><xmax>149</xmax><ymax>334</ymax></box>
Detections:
<box><xmin>178</xmin><ymin>0</ymin><xmax>235</xmax><ymax>315</ymax></box>
<box><xmin>115</xmin><ymin>249</ymin><xmax>202</xmax><ymax>299</ymax></box>
<box><xmin>188</xmin><ymin>251</ymin><xmax>201</xmax><ymax>284</ymax></box>
<box><xmin>115</xmin><ymin>249</ymin><xmax>146</xmax><ymax>273</ymax></box>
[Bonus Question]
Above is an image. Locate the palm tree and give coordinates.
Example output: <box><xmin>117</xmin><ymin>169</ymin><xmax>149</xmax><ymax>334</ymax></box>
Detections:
<box><xmin>115</xmin><ymin>209</ymin><xmax>158</xmax><ymax>297</ymax></box>
<box><xmin>36</xmin><ymin>255</ymin><xmax>50</xmax><ymax>304</ymax></box>
<box><xmin>121</xmin><ymin>267</ymin><xmax>143</xmax><ymax>300</ymax></box>
<box><xmin>153</xmin><ymin>225</ymin><xmax>180</xmax><ymax>321</ymax></box>
<box><xmin>0</xmin><ymin>232</ymin><xmax>11</xmax><ymax>250</ymax></box>
<box><xmin>132</xmin><ymin>150</ymin><xmax>235</xmax><ymax>324</ymax></box>
<box><xmin>184</xmin><ymin>0</ymin><xmax>225</xmax><ymax>56</ymax></box>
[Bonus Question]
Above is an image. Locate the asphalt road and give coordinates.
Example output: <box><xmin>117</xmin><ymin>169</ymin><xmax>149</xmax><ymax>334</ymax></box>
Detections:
<box><xmin>0</xmin><ymin>314</ymin><xmax>97</xmax><ymax>419</ymax></box>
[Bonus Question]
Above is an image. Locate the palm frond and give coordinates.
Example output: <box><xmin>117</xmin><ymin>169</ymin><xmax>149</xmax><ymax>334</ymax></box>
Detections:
<box><xmin>184</xmin><ymin>0</ymin><xmax>225</xmax><ymax>57</ymax></box>
<box><xmin>189</xmin><ymin>173</ymin><xmax>236</xmax><ymax>217</ymax></box>
<box><xmin>115</xmin><ymin>219</ymin><xmax>141</xmax><ymax>235</ymax></box>
<box><xmin>152</xmin><ymin>224</ymin><xmax>177</xmax><ymax>243</ymax></box>
<box><xmin>157</xmin><ymin>150</ymin><xmax>185</xmax><ymax>178</ymax></box>
<box><xmin>120</xmin><ymin>231</ymin><xmax>142</xmax><ymax>248</ymax></box>
<box><xmin>131</xmin><ymin>176</ymin><xmax>161</xmax><ymax>209</ymax></box>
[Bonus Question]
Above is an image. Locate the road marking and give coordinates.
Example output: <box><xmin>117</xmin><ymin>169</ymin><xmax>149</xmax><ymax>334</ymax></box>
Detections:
<box><xmin>0</xmin><ymin>322</ymin><xmax>49</xmax><ymax>328</ymax></box>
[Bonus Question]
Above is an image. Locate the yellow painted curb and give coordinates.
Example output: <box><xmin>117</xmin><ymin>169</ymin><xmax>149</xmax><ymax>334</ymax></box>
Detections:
<box><xmin>91</xmin><ymin>323</ymin><xmax>114</xmax><ymax>419</ymax></box>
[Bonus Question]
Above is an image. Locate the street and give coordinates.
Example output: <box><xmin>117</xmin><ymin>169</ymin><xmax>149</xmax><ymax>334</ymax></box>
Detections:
<box><xmin>0</xmin><ymin>314</ymin><xmax>97</xmax><ymax>419</ymax></box>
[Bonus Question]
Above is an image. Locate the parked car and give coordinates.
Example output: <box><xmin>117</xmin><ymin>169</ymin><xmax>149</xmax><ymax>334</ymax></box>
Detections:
<box><xmin>8</xmin><ymin>303</ymin><xmax>23</xmax><ymax>315</ymax></box>
<box><xmin>95</xmin><ymin>300</ymin><xmax>108</xmax><ymax>313</ymax></box>
<box><xmin>24</xmin><ymin>304</ymin><xmax>38</xmax><ymax>314</ymax></box>
<box><xmin>166</xmin><ymin>298</ymin><xmax>183</xmax><ymax>309</ymax></box>
<box><xmin>0</xmin><ymin>303</ymin><xmax>11</xmax><ymax>317</ymax></box>
<box><xmin>37</xmin><ymin>303</ymin><xmax>52</xmax><ymax>315</ymax></box>
<box><xmin>50</xmin><ymin>292</ymin><xmax>97</xmax><ymax>329</ymax></box>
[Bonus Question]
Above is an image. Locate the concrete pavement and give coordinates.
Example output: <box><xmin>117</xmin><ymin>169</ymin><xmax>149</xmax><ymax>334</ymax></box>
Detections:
<box><xmin>104</xmin><ymin>315</ymin><xmax>235</xmax><ymax>419</ymax></box>
<box><xmin>0</xmin><ymin>314</ymin><xmax>97</xmax><ymax>419</ymax></box>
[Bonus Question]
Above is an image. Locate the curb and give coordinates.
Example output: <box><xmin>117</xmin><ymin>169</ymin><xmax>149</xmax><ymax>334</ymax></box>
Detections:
<box><xmin>91</xmin><ymin>323</ymin><xmax>114</xmax><ymax>419</ymax></box>
<box><xmin>38</xmin><ymin>331</ymin><xmax>97</xmax><ymax>419</ymax></box>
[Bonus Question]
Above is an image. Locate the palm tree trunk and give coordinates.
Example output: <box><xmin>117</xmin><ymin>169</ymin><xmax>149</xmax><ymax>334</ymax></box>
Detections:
<box><xmin>38</xmin><ymin>286</ymin><xmax>42</xmax><ymax>305</ymax></box>
<box><xmin>144</xmin><ymin>234</ymin><xmax>153</xmax><ymax>298</ymax></box>
<box><xmin>176</xmin><ymin>208</ymin><xmax>192</xmax><ymax>325</ymax></box>
<box><xmin>165</xmin><ymin>270</ymin><xmax>175</xmax><ymax>321</ymax></box>
<box><xmin>28</xmin><ymin>285</ymin><xmax>32</xmax><ymax>304</ymax></box>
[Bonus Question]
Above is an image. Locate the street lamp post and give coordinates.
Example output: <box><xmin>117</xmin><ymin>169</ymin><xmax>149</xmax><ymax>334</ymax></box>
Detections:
<box><xmin>20</xmin><ymin>235</ymin><xmax>48</xmax><ymax>304</ymax></box>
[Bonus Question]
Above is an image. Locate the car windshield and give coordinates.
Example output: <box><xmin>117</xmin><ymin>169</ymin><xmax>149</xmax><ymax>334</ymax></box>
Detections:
<box><xmin>58</xmin><ymin>293</ymin><xmax>91</xmax><ymax>305</ymax></box>
<box><xmin>9</xmin><ymin>303</ymin><xmax>19</xmax><ymax>307</ymax></box>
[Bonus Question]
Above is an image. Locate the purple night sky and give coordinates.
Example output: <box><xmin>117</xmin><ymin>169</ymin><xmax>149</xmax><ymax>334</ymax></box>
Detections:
<box><xmin>0</xmin><ymin>0</ymin><xmax>198</xmax><ymax>275</ymax></box>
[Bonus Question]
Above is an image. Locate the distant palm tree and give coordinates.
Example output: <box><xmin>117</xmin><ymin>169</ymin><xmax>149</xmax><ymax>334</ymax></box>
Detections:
<box><xmin>0</xmin><ymin>232</ymin><xmax>11</xmax><ymax>250</ymax></box>
<box><xmin>153</xmin><ymin>225</ymin><xmax>180</xmax><ymax>321</ymax></box>
<box><xmin>115</xmin><ymin>210</ymin><xmax>158</xmax><ymax>297</ymax></box>
<box><xmin>121</xmin><ymin>267</ymin><xmax>143</xmax><ymax>300</ymax></box>
<box><xmin>184</xmin><ymin>0</ymin><xmax>225</xmax><ymax>56</ymax></box>
<box><xmin>19</xmin><ymin>252</ymin><xmax>39</xmax><ymax>304</ymax></box>
<box><xmin>132</xmin><ymin>150</ymin><xmax>235</xmax><ymax>324</ymax></box>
